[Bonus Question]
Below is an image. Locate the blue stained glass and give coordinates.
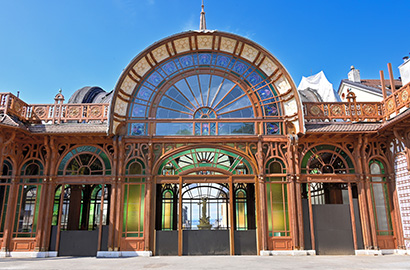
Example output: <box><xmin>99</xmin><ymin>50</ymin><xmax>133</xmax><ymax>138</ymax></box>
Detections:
<box><xmin>266</xmin><ymin>123</ymin><xmax>280</xmax><ymax>135</ymax></box>
<box><xmin>163</xmin><ymin>61</ymin><xmax>177</xmax><ymax>75</ymax></box>
<box><xmin>216</xmin><ymin>55</ymin><xmax>230</xmax><ymax>67</ymax></box>
<box><xmin>233</xmin><ymin>61</ymin><xmax>247</xmax><ymax>74</ymax></box>
<box><xmin>130</xmin><ymin>123</ymin><xmax>146</xmax><ymax>136</ymax></box>
<box><xmin>148</xmin><ymin>72</ymin><xmax>162</xmax><ymax>86</ymax></box>
<box><xmin>210</xmin><ymin>123</ymin><xmax>216</xmax><ymax>135</ymax></box>
<box><xmin>198</xmin><ymin>54</ymin><xmax>212</xmax><ymax>65</ymax></box>
<box><xmin>180</xmin><ymin>55</ymin><xmax>193</xmax><ymax>67</ymax></box>
<box><xmin>202</xmin><ymin>123</ymin><xmax>209</xmax><ymax>135</ymax></box>
<box><xmin>132</xmin><ymin>104</ymin><xmax>146</xmax><ymax>118</ymax></box>
<box><xmin>247</xmin><ymin>72</ymin><xmax>262</xmax><ymax>86</ymax></box>
<box><xmin>195</xmin><ymin>123</ymin><xmax>201</xmax><ymax>135</ymax></box>
<box><xmin>156</xmin><ymin>68</ymin><xmax>167</xmax><ymax>78</ymax></box>
<box><xmin>258</xmin><ymin>87</ymin><xmax>273</xmax><ymax>99</ymax></box>
<box><xmin>264</xmin><ymin>104</ymin><xmax>278</xmax><ymax>116</ymax></box>
<box><xmin>137</xmin><ymin>87</ymin><xmax>152</xmax><ymax>100</ymax></box>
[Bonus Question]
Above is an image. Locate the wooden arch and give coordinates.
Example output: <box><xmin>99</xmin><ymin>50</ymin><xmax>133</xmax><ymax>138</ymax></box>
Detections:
<box><xmin>109</xmin><ymin>31</ymin><xmax>304</xmax><ymax>135</ymax></box>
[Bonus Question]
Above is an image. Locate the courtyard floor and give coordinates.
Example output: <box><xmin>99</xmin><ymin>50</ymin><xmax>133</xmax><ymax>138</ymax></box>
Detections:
<box><xmin>1</xmin><ymin>255</ymin><xmax>410</xmax><ymax>270</ymax></box>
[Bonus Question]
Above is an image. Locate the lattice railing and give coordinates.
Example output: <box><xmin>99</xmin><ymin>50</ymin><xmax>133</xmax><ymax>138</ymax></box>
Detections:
<box><xmin>0</xmin><ymin>93</ymin><xmax>109</xmax><ymax>123</ymax></box>
<box><xmin>303</xmin><ymin>101</ymin><xmax>384</xmax><ymax>122</ymax></box>
<box><xmin>384</xmin><ymin>81</ymin><xmax>410</xmax><ymax>117</ymax></box>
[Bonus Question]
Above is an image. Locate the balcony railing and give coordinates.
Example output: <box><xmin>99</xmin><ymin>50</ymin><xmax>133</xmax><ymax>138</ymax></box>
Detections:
<box><xmin>0</xmin><ymin>93</ymin><xmax>109</xmax><ymax>124</ymax></box>
<box><xmin>1</xmin><ymin>81</ymin><xmax>410</xmax><ymax>125</ymax></box>
<box><xmin>303</xmin><ymin>101</ymin><xmax>384</xmax><ymax>122</ymax></box>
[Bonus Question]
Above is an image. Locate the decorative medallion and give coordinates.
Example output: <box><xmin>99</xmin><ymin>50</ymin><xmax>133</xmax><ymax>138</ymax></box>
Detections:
<box><xmin>90</xmin><ymin>106</ymin><xmax>102</xmax><ymax>118</ymax></box>
<box><xmin>402</xmin><ymin>90</ymin><xmax>409</xmax><ymax>103</ymax></box>
<box><xmin>330</xmin><ymin>105</ymin><xmax>343</xmax><ymax>116</ymax></box>
<box><xmin>34</xmin><ymin>106</ymin><xmax>47</xmax><ymax>118</ymax></box>
<box><xmin>14</xmin><ymin>101</ymin><xmax>22</xmax><ymax>114</ymax></box>
<box><xmin>363</xmin><ymin>105</ymin><xmax>375</xmax><ymax>116</ymax></box>
<box><xmin>310</xmin><ymin>105</ymin><xmax>322</xmax><ymax>116</ymax></box>
<box><xmin>387</xmin><ymin>99</ymin><xmax>394</xmax><ymax>112</ymax></box>
<box><xmin>67</xmin><ymin>107</ymin><xmax>81</xmax><ymax>118</ymax></box>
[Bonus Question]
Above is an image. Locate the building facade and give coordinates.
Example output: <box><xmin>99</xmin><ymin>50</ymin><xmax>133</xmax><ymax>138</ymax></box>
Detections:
<box><xmin>1</xmin><ymin>30</ymin><xmax>410</xmax><ymax>257</ymax></box>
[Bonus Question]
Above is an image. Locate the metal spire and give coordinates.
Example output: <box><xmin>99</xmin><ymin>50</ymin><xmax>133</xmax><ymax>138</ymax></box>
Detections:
<box><xmin>200</xmin><ymin>0</ymin><xmax>206</xmax><ymax>31</ymax></box>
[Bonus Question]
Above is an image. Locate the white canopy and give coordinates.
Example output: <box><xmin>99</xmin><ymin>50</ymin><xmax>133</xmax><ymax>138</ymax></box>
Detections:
<box><xmin>297</xmin><ymin>71</ymin><xmax>339</xmax><ymax>102</ymax></box>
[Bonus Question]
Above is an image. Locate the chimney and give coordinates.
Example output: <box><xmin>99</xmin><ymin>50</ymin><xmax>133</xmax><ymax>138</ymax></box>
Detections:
<box><xmin>348</xmin><ymin>66</ymin><xmax>361</xmax><ymax>83</ymax></box>
<box><xmin>399</xmin><ymin>55</ymin><xmax>410</xmax><ymax>85</ymax></box>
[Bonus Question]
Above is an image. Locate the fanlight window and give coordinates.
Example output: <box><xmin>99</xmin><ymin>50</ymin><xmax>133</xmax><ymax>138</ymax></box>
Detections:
<box><xmin>158</xmin><ymin>148</ymin><xmax>253</xmax><ymax>175</ymax></box>
<box><xmin>58</xmin><ymin>146</ymin><xmax>111</xmax><ymax>175</ymax></box>
<box><xmin>301</xmin><ymin>145</ymin><xmax>355</xmax><ymax>174</ymax></box>
<box><xmin>128</xmin><ymin>52</ymin><xmax>283</xmax><ymax>136</ymax></box>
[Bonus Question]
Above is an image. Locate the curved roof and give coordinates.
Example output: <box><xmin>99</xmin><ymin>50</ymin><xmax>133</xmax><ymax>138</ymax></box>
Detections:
<box><xmin>68</xmin><ymin>86</ymin><xmax>113</xmax><ymax>104</ymax></box>
<box><xmin>109</xmin><ymin>30</ymin><xmax>304</xmax><ymax>135</ymax></box>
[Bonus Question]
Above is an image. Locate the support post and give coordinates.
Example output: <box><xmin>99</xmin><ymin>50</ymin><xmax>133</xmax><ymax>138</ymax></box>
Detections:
<box><xmin>229</xmin><ymin>176</ymin><xmax>235</xmax><ymax>255</ymax></box>
<box><xmin>178</xmin><ymin>176</ymin><xmax>183</xmax><ymax>256</ymax></box>
<box><xmin>308</xmin><ymin>183</ymin><xmax>315</xmax><ymax>251</ymax></box>
<box><xmin>348</xmin><ymin>183</ymin><xmax>358</xmax><ymax>250</ymax></box>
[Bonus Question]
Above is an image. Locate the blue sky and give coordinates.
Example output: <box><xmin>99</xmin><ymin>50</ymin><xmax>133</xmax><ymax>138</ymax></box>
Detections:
<box><xmin>0</xmin><ymin>0</ymin><xmax>409</xmax><ymax>103</ymax></box>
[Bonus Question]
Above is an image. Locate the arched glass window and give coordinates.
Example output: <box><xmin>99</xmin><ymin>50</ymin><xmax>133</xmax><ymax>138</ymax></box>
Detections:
<box><xmin>20</xmin><ymin>159</ymin><xmax>44</xmax><ymax>177</ymax></box>
<box><xmin>265</xmin><ymin>158</ymin><xmax>289</xmax><ymax>237</ymax></box>
<box><xmin>127</xmin><ymin>52</ymin><xmax>284</xmax><ymax>136</ymax></box>
<box><xmin>369</xmin><ymin>160</ymin><xmax>393</xmax><ymax>236</ymax></box>
<box><xmin>301</xmin><ymin>145</ymin><xmax>355</xmax><ymax>174</ymax></box>
<box><xmin>162</xmin><ymin>189</ymin><xmax>174</xmax><ymax>231</ymax></box>
<box><xmin>235</xmin><ymin>189</ymin><xmax>247</xmax><ymax>230</ymax></box>
<box><xmin>57</xmin><ymin>146</ymin><xmax>111</xmax><ymax>175</ymax></box>
<box><xmin>158</xmin><ymin>148</ymin><xmax>253</xmax><ymax>175</ymax></box>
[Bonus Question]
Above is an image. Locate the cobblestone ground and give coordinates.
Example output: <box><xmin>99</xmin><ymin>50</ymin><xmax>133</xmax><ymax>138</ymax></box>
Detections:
<box><xmin>1</xmin><ymin>255</ymin><xmax>410</xmax><ymax>270</ymax></box>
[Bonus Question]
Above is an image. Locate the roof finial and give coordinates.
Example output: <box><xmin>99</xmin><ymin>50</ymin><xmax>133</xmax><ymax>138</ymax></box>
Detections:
<box><xmin>200</xmin><ymin>0</ymin><xmax>206</xmax><ymax>31</ymax></box>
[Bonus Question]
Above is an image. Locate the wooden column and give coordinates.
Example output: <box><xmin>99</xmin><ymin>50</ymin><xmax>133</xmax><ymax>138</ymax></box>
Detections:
<box><xmin>178</xmin><ymin>176</ymin><xmax>183</xmax><ymax>256</ymax></box>
<box><xmin>288</xmin><ymin>135</ymin><xmax>299</xmax><ymax>249</ymax></box>
<box><xmin>97</xmin><ymin>185</ymin><xmax>105</xmax><ymax>251</ymax></box>
<box><xmin>144</xmin><ymin>142</ymin><xmax>154</xmax><ymax>251</ymax></box>
<box><xmin>307</xmin><ymin>183</ymin><xmax>315</xmax><ymax>251</ymax></box>
<box><xmin>388</xmin><ymin>63</ymin><xmax>398</xmax><ymax>115</ymax></box>
<box><xmin>37</xmin><ymin>136</ymin><xmax>52</xmax><ymax>251</ymax></box>
<box><xmin>114</xmin><ymin>136</ymin><xmax>125</xmax><ymax>251</ymax></box>
<box><xmin>348</xmin><ymin>183</ymin><xmax>358</xmax><ymax>250</ymax></box>
<box><xmin>229</xmin><ymin>176</ymin><xmax>235</xmax><ymax>255</ymax></box>
<box><xmin>256</xmin><ymin>139</ymin><xmax>267</xmax><ymax>252</ymax></box>
<box><xmin>108</xmin><ymin>136</ymin><xmax>118</xmax><ymax>251</ymax></box>
<box><xmin>365</xmin><ymin>177</ymin><xmax>378</xmax><ymax>248</ymax></box>
<box><xmin>55</xmin><ymin>185</ymin><xmax>65</xmax><ymax>252</ymax></box>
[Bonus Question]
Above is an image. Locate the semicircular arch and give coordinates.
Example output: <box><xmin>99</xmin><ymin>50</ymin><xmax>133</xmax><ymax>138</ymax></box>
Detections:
<box><xmin>110</xmin><ymin>31</ymin><xmax>303</xmax><ymax>136</ymax></box>
<box><xmin>154</xmin><ymin>144</ymin><xmax>258</xmax><ymax>176</ymax></box>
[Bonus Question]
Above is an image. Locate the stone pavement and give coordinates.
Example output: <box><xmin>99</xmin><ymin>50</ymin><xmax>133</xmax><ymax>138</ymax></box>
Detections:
<box><xmin>1</xmin><ymin>255</ymin><xmax>410</xmax><ymax>270</ymax></box>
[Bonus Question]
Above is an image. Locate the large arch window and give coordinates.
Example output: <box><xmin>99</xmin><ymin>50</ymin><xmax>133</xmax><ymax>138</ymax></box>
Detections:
<box><xmin>128</xmin><ymin>52</ymin><xmax>284</xmax><ymax>136</ymax></box>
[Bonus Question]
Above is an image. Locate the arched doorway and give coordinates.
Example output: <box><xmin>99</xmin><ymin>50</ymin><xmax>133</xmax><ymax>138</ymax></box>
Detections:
<box><xmin>154</xmin><ymin>147</ymin><xmax>257</xmax><ymax>255</ymax></box>
<box><xmin>300</xmin><ymin>144</ymin><xmax>363</xmax><ymax>255</ymax></box>
<box><xmin>51</xmin><ymin>146</ymin><xmax>112</xmax><ymax>256</ymax></box>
